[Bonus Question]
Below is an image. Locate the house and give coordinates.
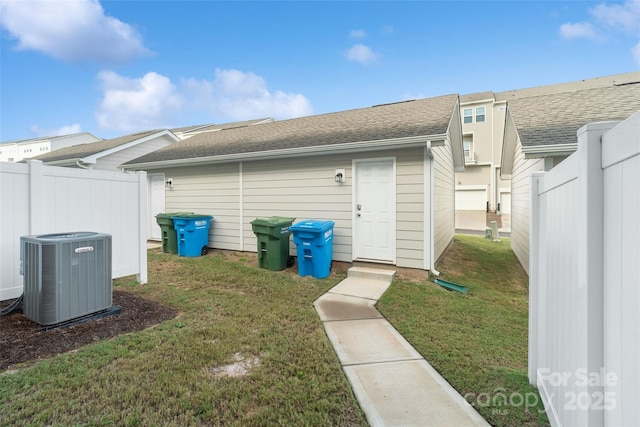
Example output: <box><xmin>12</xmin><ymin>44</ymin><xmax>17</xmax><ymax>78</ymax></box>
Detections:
<box><xmin>32</xmin><ymin>129</ymin><xmax>181</xmax><ymax>170</ymax></box>
<box><xmin>124</xmin><ymin>95</ymin><xmax>464</xmax><ymax>272</ymax></box>
<box><xmin>500</xmin><ymin>72</ymin><xmax>640</xmax><ymax>273</ymax></box>
<box><xmin>456</xmin><ymin>91</ymin><xmax>511</xmax><ymax>222</ymax></box>
<box><xmin>0</xmin><ymin>132</ymin><xmax>102</xmax><ymax>163</ymax></box>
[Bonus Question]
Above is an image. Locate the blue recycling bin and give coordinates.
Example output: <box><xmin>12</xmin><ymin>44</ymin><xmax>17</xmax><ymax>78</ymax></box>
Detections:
<box><xmin>171</xmin><ymin>214</ymin><xmax>213</xmax><ymax>257</ymax></box>
<box><xmin>290</xmin><ymin>220</ymin><xmax>335</xmax><ymax>278</ymax></box>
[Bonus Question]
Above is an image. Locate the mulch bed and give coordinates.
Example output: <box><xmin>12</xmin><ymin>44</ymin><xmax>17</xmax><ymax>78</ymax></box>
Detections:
<box><xmin>0</xmin><ymin>290</ymin><xmax>177</xmax><ymax>371</ymax></box>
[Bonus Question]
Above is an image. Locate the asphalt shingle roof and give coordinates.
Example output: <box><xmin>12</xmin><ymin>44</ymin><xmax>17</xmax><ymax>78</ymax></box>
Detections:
<box><xmin>171</xmin><ymin>119</ymin><xmax>272</xmax><ymax>134</ymax></box>
<box><xmin>503</xmin><ymin>81</ymin><xmax>640</xmax><ymax>147</ymax></box>
<box><xmin>126</xmin><ymin>94</ymin><xmax>458</xmax><ymax>165</ymax></box>
<box><xmin>33</xmin><ymin>130</ymin><xmax>160</xmax><ymax>163</ymax></box>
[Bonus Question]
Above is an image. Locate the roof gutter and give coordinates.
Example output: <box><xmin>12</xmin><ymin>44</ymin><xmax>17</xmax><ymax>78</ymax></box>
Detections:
<box><xmin>39</xmin><ymin>158</ymin><xmax>82</xmax><ymax>167</ymax></box>
<box><xmin>522</xmin><ymin>143</ymin><xmax>577</xmax><ymax>159</ymax></box>
<box><xmin>124</xmin><ymin>134</ymin><xmax>448</xmax><ymax>170</ymax></box>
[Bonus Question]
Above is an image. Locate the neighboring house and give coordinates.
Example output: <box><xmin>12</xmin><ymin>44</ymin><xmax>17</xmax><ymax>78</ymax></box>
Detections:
<box><xmin>0</xmin><ymin>132</ymin><xmax>102</xmax><ymax>163</ymax></box>
<box><xmin>172</xmin><ymin>118</ymin><xmax>274</xmax><ymax>140</ymax></box>
<box><xmin>500</xmin><ymin>72</ymin><xmax>640</xmax><ymax>273</ymax></box>
<box><xmin>124</xmin><ymin>95</ymin><xmax>464</xmax><ymax>272</ymax></box>
<box><xmin>32</xmin><ymin>129</ymin><xmax>180</xmax><ymax>171</ymax></box>
<box><xmin>456</xmin><ymin>91</ymin><xmax>511</xmax><ymax>216</ymax></box>
<box><xmin>32</xmin><ymin>129</ymin><xmax>182</xmax><ymax>241</ymax></box>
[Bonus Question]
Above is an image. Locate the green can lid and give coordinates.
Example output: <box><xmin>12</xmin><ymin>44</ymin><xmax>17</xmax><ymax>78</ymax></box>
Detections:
<box><xmin>251</xmin><ymin>216</ymin><xmax>296</xmax><ymax>226</ymax></box>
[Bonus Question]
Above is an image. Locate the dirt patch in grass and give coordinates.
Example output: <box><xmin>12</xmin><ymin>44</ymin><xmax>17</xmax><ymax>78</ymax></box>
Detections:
<box><xmin>0</xmin><ymin>290</ymin><xmax>177</xmax><ymax>371</ymax></box>
<box><xmin>207</xmin><ymin>353</ymin><xmax>261</xmax><ymax>379</ymax></box>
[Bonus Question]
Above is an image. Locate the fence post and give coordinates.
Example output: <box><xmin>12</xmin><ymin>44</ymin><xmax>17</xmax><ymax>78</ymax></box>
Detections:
<box><xmin>137</xmin><ymin>171</ymin><xmax>148</xmax><ymax>284</ymax></box>
<box><xmin>28</xmin><ymin>160</ymin><xmax>44</xmax><ymax>235</ymax></box>
<box><xmin>529</xmin><ymin>171</ymin><xmax>544</xmax><ymax>385</ymax></box>
<box><xmin>577</xmin><ymin>121</ymin><xmax>616</xmax><ymax>427</ymax></box>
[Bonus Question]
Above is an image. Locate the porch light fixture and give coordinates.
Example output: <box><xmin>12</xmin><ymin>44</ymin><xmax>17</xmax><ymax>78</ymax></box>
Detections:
<box><xmin>335</xmin><ymin>169</ymin><xmax>345</xmax><ymax>183</ymax></box>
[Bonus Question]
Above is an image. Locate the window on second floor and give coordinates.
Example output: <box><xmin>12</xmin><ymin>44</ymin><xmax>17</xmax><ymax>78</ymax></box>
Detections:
<box><xmin>463</xmin><ymin>134</ymin><xmax>474</xmax><ymax>162</ymax></box>
<box><xmin>463</xmin><ymin>108</ymin><xmax>473</xmax><ymax>124</ymax></box>
<box><xmin>475</xmin><ymin>106</ymin><xmax>486</xmax><ymax>122</ymax></box>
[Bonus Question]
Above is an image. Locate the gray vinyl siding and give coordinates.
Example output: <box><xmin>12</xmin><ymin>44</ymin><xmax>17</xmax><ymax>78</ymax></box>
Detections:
<box><xmin>396</xmin><ymin>148</ymin><xmax>425</xmax><ymax>269</ymax></box>
<box><xmin>151</xmin><ymin>146</ymin><xmax>433</xmax><ymax>269</ymax></box>
<box><xmin>432</xmin><ymin>139</ymin><xmax>456</xmax><ymax>262</ymax></box>
<box><xmin>93</xmin><ymin>136</ymin><xmax>175</xmax><ymax>171</ymax></box>
<box><xmin>242</xmin><ymin>154</ymin><xmax>353</xmax><ymax>262</ymax></box>
<box><xmin>162</xmin><ymin>163</ymin><xmax>241</xmax><ymax>251</ymax></box>
<box><xmin>510</xmin><ymin>139</ymin><xmax>544</xmax><ymax>274</ymax></box>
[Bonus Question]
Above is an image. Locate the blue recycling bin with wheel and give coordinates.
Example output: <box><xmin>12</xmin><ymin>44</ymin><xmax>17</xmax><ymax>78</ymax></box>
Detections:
<box><xmin>171</xmin><ymin>214</ymin><xmax>213</xmax><ymax>257</ymax></box>
<box><xmin>290</xmin><ymin>220</ymin><xmax>335</xmax><ymax>278</ymax></box>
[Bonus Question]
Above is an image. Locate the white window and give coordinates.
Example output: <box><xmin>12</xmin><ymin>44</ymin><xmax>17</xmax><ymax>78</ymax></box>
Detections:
<box><xmin>463</xmin><ymin>134</ymin><xmax>474</xmax><ymax>161</ymax></box>
<box><xmin>463</xmin><ymin>108</ymin><xmax>473</xmax><ymax>124</ymax></box>
<box><xmin>475</xmin><ymin>106</ymin><xmax>486</xmax><ymax>122</ymax></box>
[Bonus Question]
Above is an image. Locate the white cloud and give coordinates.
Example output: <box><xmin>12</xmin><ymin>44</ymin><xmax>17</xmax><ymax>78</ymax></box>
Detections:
<box><xmin>94</xmin><ymin>69</ymin><xmax>313</xmax><ymax>133</ymax></box>
<box><xmin>29</xmin><ymin>123</ymin><xmax>82</xmax><ymax>137</ymax></box>
<box><xmin>95</xmin><ymin>71</ymin><xmax>184</xmax><ymax>133</ymax></box>
<box><xmin>206</xmin><ymin>69</ymin><xmax>313</xmax><ymax>120</ymax></box>
<box><xmin>559</xmin><ymin>1</ymin><xmax>640</xmax><ymax>65</ymax></box>
<box><xmin>0</xmin><ymin>0</ymin><xmax>151</xmax><ymax>65</ymax></box>
<box><xmin>633</xmin><ymin>41</ymin><xmax>640</xmax><ymax>65</ymax></box>
<box><xmin>382</xmin><ymin>25</ymin><xmax>394</xmax><ymax>34</ymax></box>
<box><xmin>559</xmin><ymin>22</ymin><xmax>599</xmax><ymax>40</ymax></box>
<box><xmin>349</xmin><ymin>29</ymin><xmax>367</xmax><ymax>39</ymax></box>
<box><xmin>592</xmin><ymin>0</ymin><xmax>640</xmax><ymax>33</ymax></box>
<box><xmin>345</xmin><ymin>44</ymin><xmax>380</xmax><ymax>65</ymax></box>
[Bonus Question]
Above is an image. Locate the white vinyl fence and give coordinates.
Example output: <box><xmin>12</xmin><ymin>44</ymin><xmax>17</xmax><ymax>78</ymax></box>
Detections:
<box><xmin>529</xmin><ymin>111</ymin><xmax>640</xmax><ymax>427</ymax></box>
<box><xmin>0</xmin><ymin>160</ymin><xmax>148</xmax><ymax>300</ymax></box>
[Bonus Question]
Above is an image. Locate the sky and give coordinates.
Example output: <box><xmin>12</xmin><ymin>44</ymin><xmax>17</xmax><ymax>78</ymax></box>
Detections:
<box><xmin>1</xmin><ymin>0</ymin><xmax>639</xmax><ymax>143</ymax></box>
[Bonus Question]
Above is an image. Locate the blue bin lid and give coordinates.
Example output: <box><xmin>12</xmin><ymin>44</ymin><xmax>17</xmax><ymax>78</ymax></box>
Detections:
<box><xmin>290</xmin><ymin>220</ymin><xmax>335</xmax><ymax>232</ymax></box>
<box><xmin>170</xmin><ymin>214</ymin><xmax>213</xmax><ymax>220</ymax></box>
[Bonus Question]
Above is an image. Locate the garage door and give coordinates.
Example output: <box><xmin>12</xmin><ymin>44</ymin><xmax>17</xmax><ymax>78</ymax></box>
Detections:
<box><xmin>500</xmin><ymin>192</ymin><xmax>512</xmax><ymax>214</ymax></box>
<box><xmin>455</xmin><ymin>189</ymin><xmax>487</xmax><ymax>211</ymax></box>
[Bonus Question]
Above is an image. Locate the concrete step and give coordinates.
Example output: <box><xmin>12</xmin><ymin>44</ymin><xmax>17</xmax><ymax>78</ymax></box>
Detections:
<box><xmin>327</xmin><ymin>276</ymin><xmax>392</xmax><ymax>301</ymax></box>
<box><xmin>347</xmin><ymin>266</ymin><xmax>396</xmax><ymax>282</ymax></box>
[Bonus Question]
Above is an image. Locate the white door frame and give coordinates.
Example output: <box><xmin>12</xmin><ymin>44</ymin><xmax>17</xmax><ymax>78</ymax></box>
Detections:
<box><xmin>352</xmin><ymin>157</ymin><xmax>396</xmax><ymax>263</ymax></box>
<box><xmin>148</xmin><ymin>173</ymin><xmax>166</xmax><ymax>241</ymax></box>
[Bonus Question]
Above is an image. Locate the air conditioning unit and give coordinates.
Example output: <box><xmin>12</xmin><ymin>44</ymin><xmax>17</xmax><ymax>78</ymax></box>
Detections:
<box><xmin>20</xmin><ymin>232</ymin><xmax>112</xmax><ymax>326</ymax></box>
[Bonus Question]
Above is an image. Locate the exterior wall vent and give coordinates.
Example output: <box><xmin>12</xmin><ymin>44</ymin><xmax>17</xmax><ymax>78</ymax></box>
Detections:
<box><xmin>20</xmin><ymin>232</ymin><xmax>112</xmax><ymax>326</ymax></box>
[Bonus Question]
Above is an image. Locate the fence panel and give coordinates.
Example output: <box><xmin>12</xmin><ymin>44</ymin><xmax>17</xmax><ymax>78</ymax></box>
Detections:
<box><xmin>601</xmin><ymin>111</ymin><xmax>640</xmax><ymax>427</ymax></box>
<box><xmin>0</xmin><ymin>160</ymin><xmax>147</xmax><ymax>300</ymax></box>
<box><xmin>529</xmin><ymin>121</ymin><xmax>617</xmax><ymax>427</ymax></box>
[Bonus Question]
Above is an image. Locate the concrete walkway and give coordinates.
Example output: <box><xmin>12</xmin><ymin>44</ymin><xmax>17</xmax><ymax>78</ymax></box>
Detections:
<box><xmin>315</xmin><ymin>267</ymin><xmax>490</xmax><ymax>427</ymax></box>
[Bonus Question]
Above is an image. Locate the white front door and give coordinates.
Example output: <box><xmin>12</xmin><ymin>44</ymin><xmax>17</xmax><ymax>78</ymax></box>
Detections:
<box><xmin>148</xmin><ymin>173</ymin><xmax>166</xmax><ymax>240</ymax></box>
<box><xmin>353</xmin><ymin>159</ymin><xmax>395</xmax><ymax>262</ymax></box>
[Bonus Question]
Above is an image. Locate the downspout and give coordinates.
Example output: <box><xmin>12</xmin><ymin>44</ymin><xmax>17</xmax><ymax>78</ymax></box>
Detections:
<box><xmin>76</xmin><ymin>160</ymin><xmax>91</xmax><ymax>169</ymax></box>
<box><xmin>239</xmin><ymin>161</ymin><xmax>244</xmax><ymax>251</ymax></box>
<box><xmin>425</xmin><ymin>141</ymin><xmax>440</xmax><ymax>276</ymax></box>
<box><xmin>491</xmin><ymin>102</ymin><xmax>495</xmax><ymax>211</ymax></box>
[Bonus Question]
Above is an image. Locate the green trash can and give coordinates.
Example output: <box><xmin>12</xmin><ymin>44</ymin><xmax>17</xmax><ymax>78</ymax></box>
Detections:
<box><xmin>156</xmin><ymin>212</ymin><xmax>192</xmax><ymax>254</ymax></box>
<box><xmin>251</xmin><ymin>216</ymin><xmax>295</xmax><ymax>271</ymax></box>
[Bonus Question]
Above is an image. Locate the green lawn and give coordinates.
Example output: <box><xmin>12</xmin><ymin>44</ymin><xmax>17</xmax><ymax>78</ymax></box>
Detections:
<box><xmin>1</xmin><ymin>235</ymin><xmax>548</xmax><ymax>426</ymax></box>
<box><xmin>0</xmin><ymin>251</ymin><xmax>366</xmax><ymax>427</ymax></box>
<box><xmin>377</xmin><ymin>234</ymin><xmax>550</xmax><ymax>427</ymax></box>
